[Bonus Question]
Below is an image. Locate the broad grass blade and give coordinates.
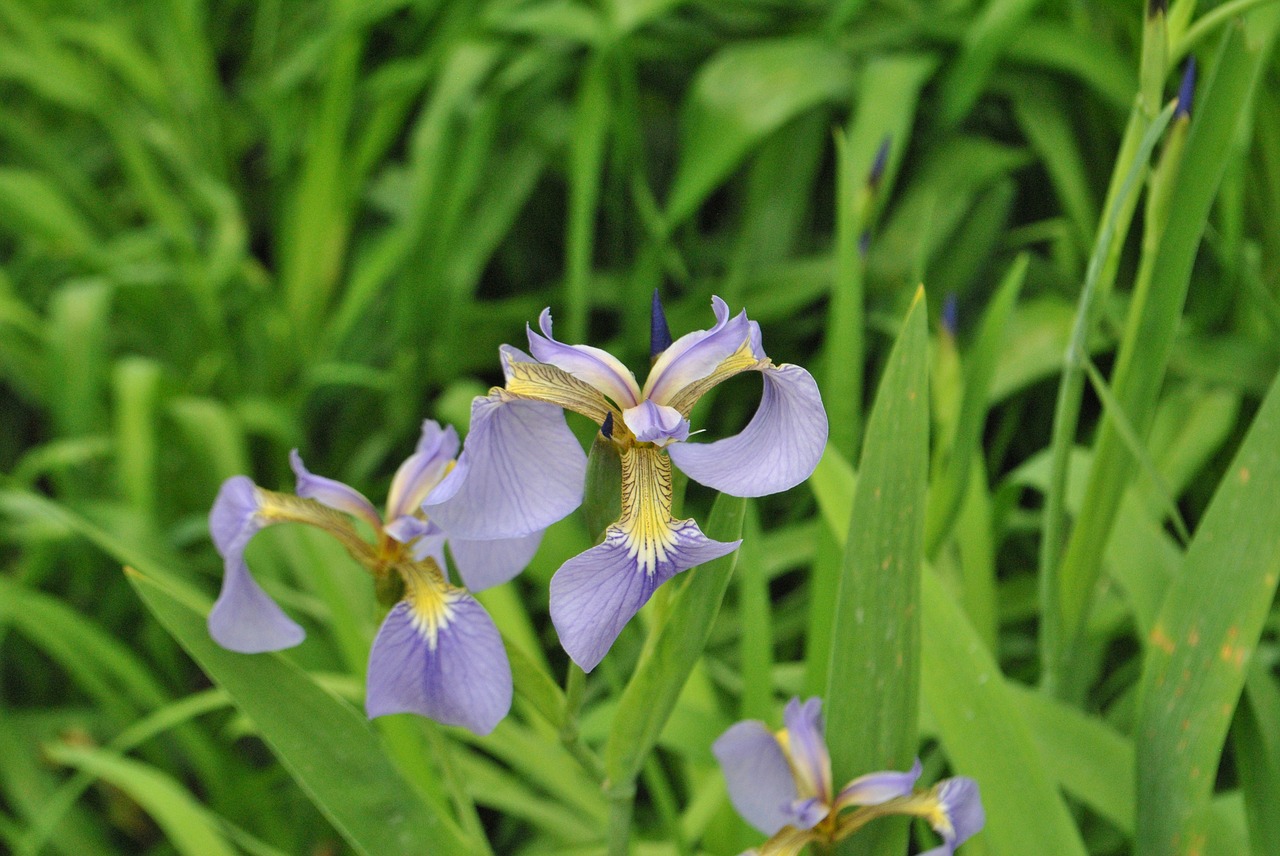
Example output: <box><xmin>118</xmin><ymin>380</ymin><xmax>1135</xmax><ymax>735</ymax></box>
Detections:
<box><xmin>824</xmin><ymin>287</ymin><xmax>927</xmax><ymax>855</ymax></box>
<box><xmin>1135</xmin><ymin>370</ymin><xmax>1280</xmax><ymax>856</ymax></box>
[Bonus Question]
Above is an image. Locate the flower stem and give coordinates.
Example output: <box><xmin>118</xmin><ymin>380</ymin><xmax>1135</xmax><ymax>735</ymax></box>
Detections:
<box><xmin>560</xmin><ymin>663</ymin><xmax>605</xmax><ymax>782</ymax></box>
<box><xmin>606</xmin><ymin>778</ymin><xmax>637</xmax><ymax>856</ymax></box>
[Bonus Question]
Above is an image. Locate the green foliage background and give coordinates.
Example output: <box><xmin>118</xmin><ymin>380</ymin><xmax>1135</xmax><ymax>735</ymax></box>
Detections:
<box><xmin>2</xmin><ymin>0</ymin><xmax>1279</xmax><ymax>854</ymax></box>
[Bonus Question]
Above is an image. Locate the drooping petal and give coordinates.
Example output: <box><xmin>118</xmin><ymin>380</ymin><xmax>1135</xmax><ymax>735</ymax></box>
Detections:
<box><xmin>385</xmin><ymin>421</ymin><xmax>458</xmax><ymax>522</ymax></box>
<box><xmin>621</xmin><ymin>400</ymin><xmax>690</xmax><ymax>446</ymax></box>
<box><xmin>528</xmin><ymin>308</ymin><xmax>642</xmax><ymax>408</ymax></box>
<box><xmin>448</xmin><ymin>530</ymin><xmax>543</xmax><ymax>591</ymax></box>
<box><xmin>549</xmin><ymin>444</ymin><xmax>739</xmax><ymax>670</ymax></box>
<box><xmin>425</xmin><ymin>392</ymin><xmax>587</xmax><ymax>539</ymax></box>
<box><xmin>712</xmin><ymin>721</ymin><xmax>798</xmax><ymax>835</ymax></box>
<box><xmin>667</xmin><ymin>363</ymin><xmax>827</xmax><ymax>498</ymax></box>
<box><xmin>780</xmin><ymin>698</ymin><xmax>832</xmax><ymax>805</ymax></box>
<box><xmin>916</xmin><ymin>777</ymin><xmax>984</xmax><ymax>856</ymax></box>
<box><xmin>643</xmin><ymin>296</ymin><xmax>762</xmax><ymax>405</ymax></box>
<box><xmin>289</xmin><ymin>450</ymin><xmax>382</xmax><ymax>531</ymax></box>
<box><xmin>548</xmin><ymin>518</ymin><xmax>738</xmax><ymax>671</ymax></box>
<box><xmin>833</xmin><ymin>758</ymin><xmax>923</xmax><ymax>811</ymax></box>
<box><xmin>365</xmin><ymin>572</ymin><xmax>512</xmax><ymax>735</ymax></box>
<box><xmin>207</xmin><ymin>477</ymin><xmax>305</xmax><ymax>653</ymax></box>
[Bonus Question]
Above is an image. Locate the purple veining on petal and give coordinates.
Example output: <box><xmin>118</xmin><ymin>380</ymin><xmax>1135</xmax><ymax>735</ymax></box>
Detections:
<box><xmin>712</xmin><ymin>720</ymin><xmax>798</xmax><ymax>836</ymax></box>
<box><xmin>667</xmin><ymin>363</ymin><xmax>827</xmax><ymax>497</ymax></box>
<box><xmin>365</xmin><ymin>595</ymin><xmax>512</xmax><ymax>734</ymax></box>
<box><xmin>425</xmin><ymin>393</ymin><xmax>587</xmax><ymax>539</ymax></box>
<box><xmin>783</xmin><ymin>697</ymin><xmax>832</xmax><ymax>804</ymax></box>
<box><xmin>527</xmin><ymin>308</ymin><xmax>642</xmax><ymax>408</ymax></box>
<box><xmin>548</xmin><ymin>521</ymin><xmax>739</xmax><ymax>671</ymax></box>
<box><xmin>207</xmin><ymin>477</ymin><xmax>305</xmax><ymax>653</ymax></box>
<box><xmin>448</xmin><ymin>530</ymin><xmax>542</xmax><ymax>591</ymax></box>
<box><xmin>621</xmin><ymin>400</ymin><xmax>690</xmax><ymax>446</ymax></box>
<box><xmin>642</xmin><ymin>296</ymin><xmax>759</xmax><ymax>404</ymax></box>
<box><xmin>289</xmin><ymin>450</ymin><xmax>382</xmax><ymax>531</ymax></box>
<box><xmin>385</xmin><ymin>421</ymin><xmax>458</xmax><ymax>522</ymax></box>
<box><xmin>835</xmin><ymin>758</ymin><xmax>923</xmax><ymax>809</ymax></box>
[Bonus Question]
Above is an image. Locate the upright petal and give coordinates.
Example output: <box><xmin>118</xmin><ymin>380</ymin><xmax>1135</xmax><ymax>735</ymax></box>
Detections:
<box><xmin>781</xmin><ymin>698</ymin><xmax>833</xmax><ymax>804</ymax></box>
<box><xmin>290</xmin><ymin>450</ymin><xmax>382</xmax><ymax>532</ymax></box>
<box><xmin>501</xmin><ymin>345</ymin><xmax>617</xmax><ymax>425</ymax></box>
<box><xmin>528</xmin><ymin>309</ymin><xmax>642</xmax><ymax>408</ymax></box>
<box><xmin>425</xmin><ymin>392</ymin><xmax>587</xmax><ymax>539</ymax></box>
<box><xmin>207</xmin><ymin>477</ymin><xmax>305</xmax><ymax>653</ymax></box>
<box><xmin>667</xmin><ymin>363</ymin><xmax>827</xmax><ymax>498</ymax></box>
<box><xmin>365</xmin><ymin>573</ymin><xmax>512</xmax><ymax>735</ymax></box>
<box><xmin>642</xmin><ymin>296</ymin><xmax>761</xmax><ymax>405</ymax></box>
<box><xmin>448</xmin><ymin>530</ymin><xmax>543</xmax><ymax>591</ymax></box>
<box><xmin>549</xmin><ymin>518</ymin><xmax>738</xmax><ymax>671</ymax></box>
<box><xmin>713</xmin><ymin>721</ymin><xmax>798</xmax><ymax>835</ymax></box>
<box><xmin>833</xmin><ymin>759</ymin><xmax>923</xmax><ymax>811</ymax></box>
<box><xmin>385</xmin><ymin>421</ymin><xmax>458</xmax><ymax>522</ymax></box>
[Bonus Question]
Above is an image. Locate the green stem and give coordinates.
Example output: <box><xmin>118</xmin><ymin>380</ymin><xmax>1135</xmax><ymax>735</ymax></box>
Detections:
<box><xmin>424</xmin><ymin>723</ymin><xmax>492</xmax><ymax>855</ymax></box>
<box><xmin>1039</xmin><ymin>101</ymin><xmax>1176</xmax><ymax>694</ymax></box>
<box><xmin>560</xmin><ymin>663</ymin><xmax>605</xmax><ymax>782</ymax></box>
<box><xmin>606</xmin><ymin>779</ymin><xmax>637</xmax><ymax>856</ymax></box>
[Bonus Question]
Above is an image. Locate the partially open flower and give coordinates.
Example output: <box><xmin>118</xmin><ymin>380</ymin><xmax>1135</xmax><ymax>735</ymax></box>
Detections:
<box><xmin>714</xmin><ymin>697</ymin><xmax>984</xmax><ymax>855</ymax></box>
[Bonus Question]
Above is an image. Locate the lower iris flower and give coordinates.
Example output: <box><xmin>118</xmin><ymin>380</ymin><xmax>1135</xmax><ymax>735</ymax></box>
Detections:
<box><xmin>207</xmin><ymin>420</ymin><xmax>536</xmax><ymax>735</ymax></box>
<box><xmin>714</xmin><ymin>697</ymin><xmax>984</xmax><ymax>855</ymax></box>
<box><xmin>426</xmin><ymin>294</ymin><xmax>828</xmax><ymax>671</ymax></box>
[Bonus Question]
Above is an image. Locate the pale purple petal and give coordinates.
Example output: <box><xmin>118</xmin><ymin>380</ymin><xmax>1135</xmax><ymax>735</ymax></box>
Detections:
<box><xmin>835</xmin><ymin>758</ymin><xmax>922</xmax><ymax>809</ymax></box>
<box><xmin>787</xmin><ymin>796</ymin><xmax>828</xmax><ymax>831</ymax></box>
<box><xmin>365</xmin><ymin>595</ymin><xmax>512</xmax><ymax>734</ymax></box>
<box><xmin>385</xmin><ymin>421</ymin><xmax>458</xmax><ymax>521</ymax></box>
<box><xmin>385</xmin><ymin>515</ymin><xmax>435</xmax><ymax>546</ymax></box>
<box><xmin>409</xmin><ymin>530</ymin><xmax>448</xmax><ymax>567</ymax></box>
<box><xmin>289</xmin><ymin>450</ymin><xmax>382</xmax><ymax>531</ymax></box>
<box><xmin>783</xmin><ymin>697</ymin><xmax>832</xmax><ymax>804</ymax></box>
<box><xmin>667</xmin><ymin>364</ymin><xmax>827</xmax><ymax>497</ymax></box>
<box><xmin>448</xmin><ymin>531</ymin><xmax>543</xmax><ymax>591</ymax></box>
<box><xmin>528</xmin><ymin>308</ymin><xmax>642</xmax><ymax>408</ymax></box>
<box><xmin>548</xmin><ymin>522</ymin><xmax>739</xmax><ymax>671</ymax></box>
<box><xmin>923</xmin><ymin>777</ymin><xmax>984</xmax><ymax>855</ymax></box>
<box><xmin>207</xmin><ymin>477</ymin><xmax>305</xmax><ymax>653</ymax></box>
<box><xmin>622</xmin><ymin>400</ymin><xmax>690</xmax><ymax>446</ymax></box>
<box><xmin>425</xmin><ymin>393</ymin><xmax>587</xmax><ymax>539</ymax></box>
<box><xmin>643</xmin><ymin>296</ymin><xmax>760</xmax><ymax>404</ymax></box>
<box><xmin>712</xmin><ymin>720</ymin><xmax>797</xmax><ymax>836</ymax></box>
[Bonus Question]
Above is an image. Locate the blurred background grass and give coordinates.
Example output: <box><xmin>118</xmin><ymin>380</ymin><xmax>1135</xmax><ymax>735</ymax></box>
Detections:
<box><xmin>1</xmin><ymin>0</ymin><xmax>1279</xmax><ymax>854</ymax></box>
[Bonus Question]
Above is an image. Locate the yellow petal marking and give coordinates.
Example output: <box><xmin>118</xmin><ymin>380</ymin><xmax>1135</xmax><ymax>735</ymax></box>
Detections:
<box><xmin>617</xmin><ymin>445</ymin><xmax>681</xmax><ymax>576</ymax></box>
<box><xmin>399</xmin><ymin>559</ymin><xmax>462</xmax><ymax>651</ymax></box>
<box><xmin>501</xmin><ymin>358</ymin><xmax>617</xmax><ymax>425</ymax></box>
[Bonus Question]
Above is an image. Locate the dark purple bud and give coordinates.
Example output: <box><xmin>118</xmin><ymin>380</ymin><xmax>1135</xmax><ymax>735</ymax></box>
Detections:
<box><xmin>868</xmin><ymin>135</ymin><xmax>891</xmax><ymax>190</ymax></box>
<box><xmin>858</xmin><ymin>230</ymin><xmax>871</xmax><ymax>257</ymax></box>
<box><xmin>1176</xmin><ymin>56</ymin><xmax>1196</xmax><ymax>119</ymax></box>
<box><xmin>1147</xmin><ymin>0</ymin><xmax>1166</xmax><ymax>17</ymax></box>
<box><xmin>942</xmin><ymin>293</ymin><xmax>958</xmax><ymax>335</ymax></box>
<box><xmin>650</xmin><ymin>290</ymin><xmax>673</xmax><ymax>359</ymax></box>
<box><xmin>601</xmin><ymin>412</ymin><xmax>614</xmax><ymax>439</ymax></box>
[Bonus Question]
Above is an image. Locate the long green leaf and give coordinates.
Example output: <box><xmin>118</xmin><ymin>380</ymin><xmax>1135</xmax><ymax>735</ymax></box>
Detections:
<box><xmin>825</xmin><ymin>287</ymin><xmax>927</xmax><ymax>856</ymax></box>
<box><xmin>1135</xmin><ymin>369</ymin><xmax>1280</xmax><ymax>856</ymax></box>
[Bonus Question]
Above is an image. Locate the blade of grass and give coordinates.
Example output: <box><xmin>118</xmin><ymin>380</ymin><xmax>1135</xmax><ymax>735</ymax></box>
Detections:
<box><xmin>1134</xmin><ymin>368</ymin><xmax>1280</xmax><ymax>856</ymax></box>
<box><xmin>825</xmin><ymin>287</ymin><xmax>927</xmax><ymax>856</ymax></box>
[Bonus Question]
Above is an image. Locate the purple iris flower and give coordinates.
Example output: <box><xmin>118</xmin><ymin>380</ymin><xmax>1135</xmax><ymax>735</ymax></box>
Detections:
<box><xmin>427</xmin><ymin>295</ymin><xmax>827</xmax><ymax>671</ymax></box>
<box><xmin>207</xmin><ymin>420</ymin><xmax>538</xmax><ymax>735</ymax></box>
<box><xmin>713</xmin><ymin>697</ymin><xmax>984</xmax><ymax>854</ymax></box>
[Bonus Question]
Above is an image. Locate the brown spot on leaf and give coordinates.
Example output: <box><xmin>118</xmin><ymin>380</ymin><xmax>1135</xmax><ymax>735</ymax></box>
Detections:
<box><xmin>1150</xmin><ymin>624</ymin><xmax>1176</xmax><ymax>654</ymax></box>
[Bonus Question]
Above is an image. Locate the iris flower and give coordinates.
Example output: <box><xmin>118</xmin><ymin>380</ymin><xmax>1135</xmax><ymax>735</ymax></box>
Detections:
<box><xmin>714</xmin><ymin>697</ymin><xmax>984</xmax><ymax>856</ymax></box>
<box><xmin>428</xmin><ymin>294</ymin><xmax>827</xmax><ymax>671</ymax></box>
<box><xmin>207</xmin><ymin>420</ymin><xmax>538</xmax><ymax>734</ymax></box>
